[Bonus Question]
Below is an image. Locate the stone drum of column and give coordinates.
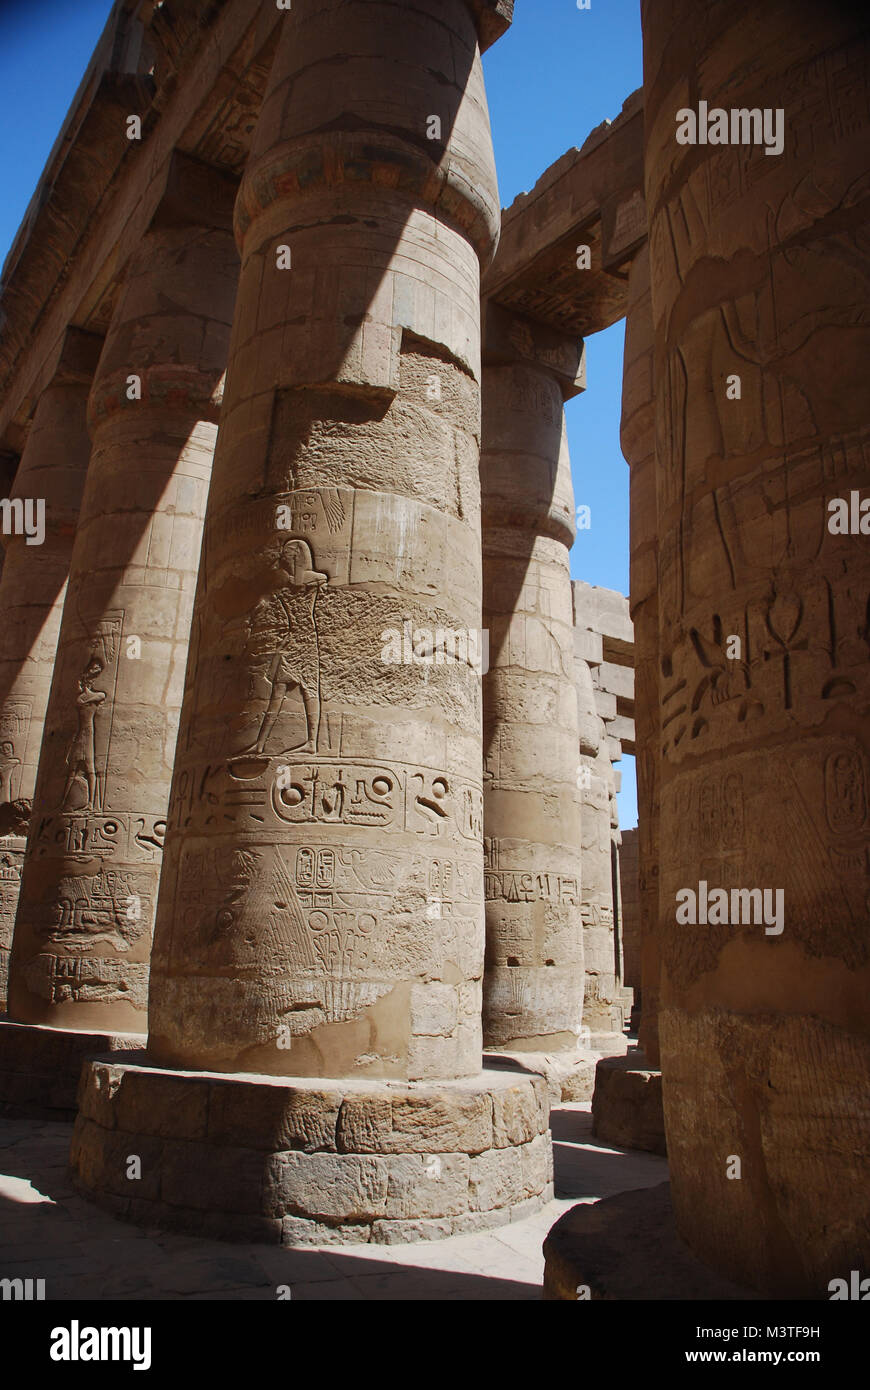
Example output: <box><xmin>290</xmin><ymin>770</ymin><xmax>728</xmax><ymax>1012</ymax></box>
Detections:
<box><xmin>148</xmin><ymin>0</ymin><xmax>502</xmax><ymax>1080</ymax></box>
<box><xmin>645</xmin><ymin>0</ymin><xmax>870</xmax><ymax>1294</ymax></box>
<box><xmin>480</xmin><ymin>363</ymin><xmax>584</xmax><ymax>1050</ymax></box>
<box><xmin>8</xmin><ymin>182</ymin><xmax>237</xmax><ymax>1032</ymax></box>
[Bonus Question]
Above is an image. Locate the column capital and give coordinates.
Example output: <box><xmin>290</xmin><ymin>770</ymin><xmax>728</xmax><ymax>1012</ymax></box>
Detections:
<box><xmin>483</xmin><ymin>302</ymin><xmax>586</xmax><ymax>401</ymax></box>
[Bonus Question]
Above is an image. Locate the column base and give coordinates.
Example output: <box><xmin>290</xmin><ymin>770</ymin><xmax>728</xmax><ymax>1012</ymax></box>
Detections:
<box><xmin>543</xmin><ymin>1183</ymin><xmax>758</xmax><ymax>1300</ymax></box>
<box><xmin>70</xmin><ymin>1054</ymin><xmax>554</xmax><ymax>1245</ymax></box>
<box><xmin>591</xmin><ymin>1049</ymin><xmax>666</xmax><ymax>1155</ymax></box>
<box><xmin>485</xmin><ymin>1047</ymin><xmax>598</xmax><ymax>1104</ymax></box>
<box><xmin>0</xmin><ymin>1017</ymin><xmax>146</xmax><ymax>1118</ymax></box>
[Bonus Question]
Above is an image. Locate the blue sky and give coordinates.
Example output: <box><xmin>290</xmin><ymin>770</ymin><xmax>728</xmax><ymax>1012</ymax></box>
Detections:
<box><xmin>0</xmin><ymin>0</ymin><xmax>641</xmax><ymax>825</ymax></box>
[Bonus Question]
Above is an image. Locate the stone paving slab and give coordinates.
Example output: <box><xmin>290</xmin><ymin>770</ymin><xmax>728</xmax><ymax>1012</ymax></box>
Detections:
<box><xmin>0</xmin><ymin>1103</ymin><xmax>667</xmax><ymax>1300</ymax></box>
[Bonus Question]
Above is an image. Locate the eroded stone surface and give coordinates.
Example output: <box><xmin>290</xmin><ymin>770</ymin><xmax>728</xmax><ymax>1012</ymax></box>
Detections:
<box><xmin>591</xmin><ymin>1051</ymin><xmax>665</xmax><ymax>1156</ymax></box>
<box><xmin>7</xmin><ymin>160</ymin><xmax>238</xmax><ymax>1035</ymax></box>
<box><xmin>645</xmin><ymin>0</ymin><xmax>870</xmax><ymax>1296</ymax></box>
<box><xmin>147</xmin><ymin>0</ymin><xmax>503</xmax><ymax>1081</ymax></box>
<box><xmin>543</xmin><ymin>1183</ymin><xmax>754</xmax><ymax>1301</ymax></box>
<box><xmin>480</xmin><ymin>333</ymin><xmax>585</xmax><ymax>1055</ymax></box>
<box><xmin>70</xmin><ymin>1059</ymin><xmax>552</xmax><ymax>1243</ymax></box>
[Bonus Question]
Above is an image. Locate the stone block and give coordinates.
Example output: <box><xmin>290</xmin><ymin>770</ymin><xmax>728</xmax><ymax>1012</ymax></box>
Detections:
<box><xmin>604</xmin><ymin>713</ymin><xmax>635</xmax><ymax>744</ymax></box>
<box><xmin>593</xmin><ymin>688</ymin><xmax>617</xmax><ymax>719</ymax></box>
<box><xmin>591</xmin><ymin>1052</ymin><xmax>666</xmax><ymax>1155</ymax></box>
<box><xmin>469</xmin><ymin>1145</ymin><xmax>524</xmax><ymax>1211</ymax></box>
<box><xmin>70</xmin><ymin>1116</ymin><xmax>163</xmax><ymax>1202</ymax></box>
<box><xmin>410</xmin><ymin>982</ymin><xmax>459</xmax><ymax>1037</ymax></box>
<box><xmin>160</xmin><ymin>1138</ymin><xmax>269</xmax><ymax>1214</ymax></box>
<box><xmin>269</xmin><ymin>1152</ymin><xmax>389</xmax><ymax>1222</ymax></box>
<box><xmin>335</xmin><ymin>1095</ymin><xmax>393</xmax><ymax>1152</ymax></box>
<box><xmin>520</xmin><ymin>1132</ymin><xmax>552</xmax><ymax>1198</ymax></box>
<box><xmin>114</xmin><ymin>1068</ymin><xmax>209</xmax><ymax>1142</ymax></box>
<box><xmin>206</xmin><ymin>1077</ymin><xmax>341</xmax><ymax>1153</ymax></box>
<box><xmin>491</xmin><ymin>1081</ymin><xmax>546</xmax><ymax>1147</ymax></box>
<box><xmin>282</xmin><ymin>1216</ymin><xmax>370</xmax><ymax>1247</ymax></box>
<box><xmin>595</xmin><ymin>661</ymin><xmax>634</xmax><ymax>700</ymax></box>
<box><xmin>574</xmin><ymin>627</ymin><xmax>603</xmax><ymax>664</ymax></box>
<box><xmin>371</xmin><ymin>1217</ymin><xmax>454</xmax><ymax>1244</ymax></box>
<box><xmin>383</xmin><ymin>1152</ymin><xmax>471</xmax><ymax>1220</ymax></box>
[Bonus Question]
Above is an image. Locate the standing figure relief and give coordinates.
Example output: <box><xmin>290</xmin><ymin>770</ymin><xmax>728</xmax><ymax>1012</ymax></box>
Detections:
<box><xmin>242</xmin><ymin>538</ymin><xmax>328</xmax><ymax>758</ymax></box>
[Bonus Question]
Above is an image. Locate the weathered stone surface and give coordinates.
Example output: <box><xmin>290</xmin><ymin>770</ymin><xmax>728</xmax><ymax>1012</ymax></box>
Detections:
<box><xmin>469</xmin><ymin>1144</ymin><xmax>523</xmax><ymax>1212</ymax></box>
<box><xmin>0</xmin><ymin>330</ymin><xmax>103</xmax><ymax>1005</ymax></box>
<box><xmin>7</xmin><ymin>155</ymin><xmax>237</xmax><ymax>1035</ymax></box>
<box><xmin>337</xmin><ymin>1090</ymin><xmax>493</xmax><ymax>1155</ymax></box>
<box><xmin>208</xmin><ymin>1080</ymin><xmax>343</xmax><ymax>1154</ymax></box>
<box><xmin>0</xmin><ymin>1021</ymin><xmax>145</xmax><ymax>1118</ymax></box>
<box><xmin>543</xmin><ymin>1184</ymin><xmax>756</xmax><ymax>1300</ymax></box>
<box><xmin>618</xmin><ymin>828</ymin><xmax>640</xmax><ymax>991</ymax></box>
<box><xmin>480</xmin><ymin>329</ymin><xmax>586</xmax><ymax>1055</ymax></box>
<box><xmin>483</xmin><ymin>90</ymin><xmax>644</xmax><ymax>336</ymax></box>
<box><xmin>591</xmin><ymin>1052</ymin><xmax>665</xmax><ymax>1156</ymax></box>
<box><xmin>491</xmin><ymin>1077</ymin><xmax>551</xmax><ymax>1147</ymax></box>
<box><xmin>70</xmin><ymin>1058</ymin><xmax>550</xmax><ymax>1244</ymax></box>
<box><xmin>619</xmin><ymin>244</ymin><xmax>659</xmax><ymax>1065</ymax></box>
<box><xmin>645</xmin><ymin>0</ymin><xmax>870</xmax><ymax>1295</ymax></box>
<box><xmin>146</xmin><ymin>0</ymin><xmax>504</xmax><ymax>1083</ymax></box>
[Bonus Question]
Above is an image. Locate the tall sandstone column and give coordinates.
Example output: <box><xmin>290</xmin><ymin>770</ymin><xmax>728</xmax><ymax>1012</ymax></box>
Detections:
<box><xmin>72</xmin><ymin>0</ymin><xmax>553</xmax><ymax>1247</ymax></box>
<box><xmin>0</xmin><ymin>329</ymin><xmax>101</xmax><ymax>1006</ymax></box>
<box><xmin>620</xmin><ymin>244</ymin><xmax>660</xmax><ymax>1064</ymax></box>
<box><xmin>480</xmin><ymin>311</ymin><xmax>586</xmax><ymax>1065</ymax></box>
<box><xmin>148</xmin><ymin>0</ymin><xmax>512</xmax><ymax>1081</ymax></box>
<box><xmin>7</xmin><ymin>156</ymin><xmax>238</xmax><ymax>1034</ymax></box>
<box><xmin>645</xmin><ymin>0</ymin><xmax>870</xmax><ymax>1292</ymax></box>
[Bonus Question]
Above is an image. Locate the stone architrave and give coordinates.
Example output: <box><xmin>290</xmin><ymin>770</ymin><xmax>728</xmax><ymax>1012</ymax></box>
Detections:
<box><xmin>7</xmin><ymin>155</ymin><xmax>238</xmax><ymax>1034</ymax></box>
<box><xmin>645</xmin><ymin>0</ymin><xmax>870</xmax><ymax>1294</ymax></box>
<box><xmin>0</xmin><ymin>330</ymin><xmax>102</xmax><ymax>1006</ymax></box>
<box><xmin>480</xmin><ymin>308</ymin><xmax>586</xmax><ymax>1058</ymax></box>
<box><xmin>620</xmin><ymin>243</ymin><xmax>660</xmax><ymax>1063</ymax></box>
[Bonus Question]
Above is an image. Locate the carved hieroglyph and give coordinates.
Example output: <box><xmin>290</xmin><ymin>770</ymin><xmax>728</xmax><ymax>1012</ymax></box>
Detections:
<box><xmin>480</xmin><ymin>360</ymin><xmax>585</xmax><ymax>1049</ymax></box>
<box><xmin>147</xmin><ymin>0</ymin><xmax>502</xmax><ymax>1080</ymax></box>
<box><xmin>7</xmin><ymin>194</ymin><xmax>237</xmax><ymax>1032</ymax></box>
<box><xmin>645</xmin><ymin>0</ymin><xmax>870</xmax><ymax>1295</ymax></box>
<box><xmin>0</xmin><ymin>330</ymin><xmax>102</xmax><ymax>1003</ymax></box>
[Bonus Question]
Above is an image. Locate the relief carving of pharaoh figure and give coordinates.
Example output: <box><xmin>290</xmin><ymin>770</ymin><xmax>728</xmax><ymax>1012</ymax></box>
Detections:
<box><xmin>241</xmin><ymin>538</ymin><xmax>328</xmax><ymax>757</ymax></box>
<box><xmin>62</xmin><ymin>659</ymin><xmax>107</xmax><ymax>813</ymax></box>
<box><xmin>0</xmin><ymin>740</ymin><xmax>21</xmax><ymax>803</ymax></box>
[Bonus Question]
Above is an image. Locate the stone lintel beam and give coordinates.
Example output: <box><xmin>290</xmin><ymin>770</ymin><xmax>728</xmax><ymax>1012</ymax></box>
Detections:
<box><xmin>482</xmin><ymin>301</ymin><xmax>585</xmax><ymax>401</ymax></box>
<box><xmin>0</xmin><ymin>0</ymin><xmax>277</xmax><ymax>446</ymax></box>
<box><xmin>465</xmin><ymin>0</ymin><xmax>514</xmax><ymax>51</ymax></box>
<box><xmin>482</xmin><ymin>90</ymin><xmax>645</xmax><ymax>338</ymax></box>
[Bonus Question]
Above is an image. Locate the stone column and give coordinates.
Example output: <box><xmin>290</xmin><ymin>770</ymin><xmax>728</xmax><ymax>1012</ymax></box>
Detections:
<box><xmin>0</xmin><ymin>330</ymin><xmax>101</xmax><ymax>1008</ymax></box>
<box><xmin>480</xmin><ymin>308</ymin><xmax>587</xmax><ymax>1085</ymax></box>
<box><xmin>7</xmin><ymin>155</ymin><xmax>238</xmax><ymax>1042</ymax></box>
<box><xmin>620</xmin><ymin>245</ymin><xmax>660</xmax><ymax>1064</ymax></box>
<box><xmin>575</xmin><ymin>618</ymin><xmax>630</xmax><ymax>1059</ymax></box>
<box><xmin>646</xmin><ymin>0</ymin><xmax>870</xmax><ymax>1293</ymax></box>
<box><xmin>617</xmin><ymin>826</ymin><xmax>640</xmax><ymax>1024</ymax></box>
<box><xmin>72</xmin><ymin>0</ymin><xmax>552</xmax><ymax>1246</ymax></box>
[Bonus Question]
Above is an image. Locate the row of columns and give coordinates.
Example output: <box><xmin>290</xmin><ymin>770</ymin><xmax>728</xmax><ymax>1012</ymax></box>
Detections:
<box><xmin>6</xmin><ymin>163</ymin><xmax>238</xmax><ymax>1034</ymax></box>
<box><xmin>0</xmin><ymin>0</ymin><xmax>622</xmax><ymax>1111</ymax></box>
